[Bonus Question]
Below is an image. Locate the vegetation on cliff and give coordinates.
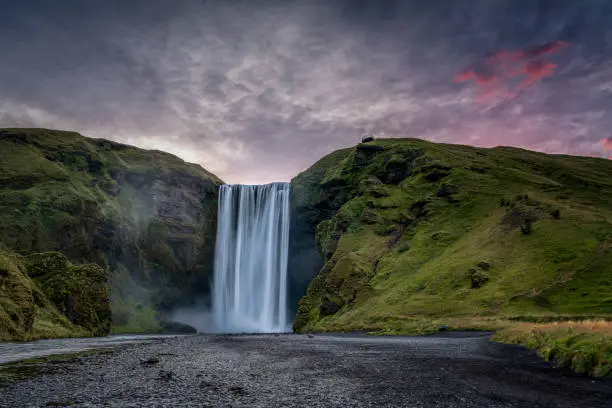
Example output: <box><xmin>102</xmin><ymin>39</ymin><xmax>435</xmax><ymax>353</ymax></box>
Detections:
<box><xmin>0</xmin><ymin>129</ymin><xmax>223</xmax><ymax>337</ymax></box>
<box><xmin>291</xmin><ymin>138</ymin><xmax>612</xmax><ymax>336</ymax></box>
<box><xmin>0</xmin><ymin>246</ymin><xmax>108</xmax><ymax>341</ymax></box>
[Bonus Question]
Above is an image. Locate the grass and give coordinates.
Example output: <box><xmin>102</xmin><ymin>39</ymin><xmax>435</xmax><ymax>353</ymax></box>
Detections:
<box><xmin>291</xmin><ymin>137</ymin><xmax>612</xmax><ymax>376</ymax></box>
<box><xmin>298</xmin><ymin>314</ymin><xmax>612</xmax><ymax>377</ymax></box>
<box><xmin>493</xmin><ymin>320</ymin><xmax>612</xmax><ymax>377</ymax></box>
<box><xmin>110</xmin><ymin>297</ymin><xmax>160</xmax><ymax>334</ymax></box>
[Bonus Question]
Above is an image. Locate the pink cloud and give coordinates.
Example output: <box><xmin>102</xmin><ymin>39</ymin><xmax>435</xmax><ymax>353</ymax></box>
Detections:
<box><xmin>455</xmin><ymin>41</ymin><xmax>569</xmax><ymax>101</ymax></box>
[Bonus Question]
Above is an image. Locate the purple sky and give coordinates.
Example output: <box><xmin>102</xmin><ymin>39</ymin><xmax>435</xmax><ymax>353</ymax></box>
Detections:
<box><xmin>1</xmin><ymin>0</ymin><xmax>611</xmax><ymax>183</ymax></box>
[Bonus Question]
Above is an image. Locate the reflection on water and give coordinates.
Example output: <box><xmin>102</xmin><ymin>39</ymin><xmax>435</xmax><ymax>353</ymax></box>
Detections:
<box><xmin>0</xmin><ymin>334</ymin><xmax>185</xmax><ymax>364</ymax></box>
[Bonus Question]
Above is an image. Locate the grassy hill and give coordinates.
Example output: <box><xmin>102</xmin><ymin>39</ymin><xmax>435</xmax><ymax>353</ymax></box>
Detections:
<box><xmin>291</xmin><ymin>138</ymin><xmax>612</xmax><ymax>334</ymax></box>
<box><xmin>0</xmin><ymin>129</ymin><xmax>222</xmax><ymax>336</ymax></box>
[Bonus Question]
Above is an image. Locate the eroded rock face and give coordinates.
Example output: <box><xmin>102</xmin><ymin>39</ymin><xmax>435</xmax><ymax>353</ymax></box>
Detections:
<box><xmin>108</xmin><ymin>166</ymin><xmax>220</xmax><ymax>312</ymax></box>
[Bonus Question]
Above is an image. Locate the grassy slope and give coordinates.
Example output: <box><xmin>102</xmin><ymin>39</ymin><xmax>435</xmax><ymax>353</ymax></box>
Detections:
<box><xmin>292</xmin><ymin>138</ymin><xmax>612</xmax><ymax>334</ymax></box>
<box><xmin>0</xmin><ymin>128</ymin><xmax>223</xmax><ymax>336</ymax></box>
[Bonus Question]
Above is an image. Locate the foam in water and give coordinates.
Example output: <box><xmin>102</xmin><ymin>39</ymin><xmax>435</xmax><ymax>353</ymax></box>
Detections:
<box><xmin>212</xmin><ymin>183</ymin><xmax>291</xmax><ymax>333</ymax></box>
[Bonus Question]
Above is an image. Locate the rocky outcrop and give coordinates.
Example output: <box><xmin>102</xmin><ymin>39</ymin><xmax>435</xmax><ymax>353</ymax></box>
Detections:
<box><xmin>23</xmin><ymin>252</ymin><xmax>111</xmax><ymax>336</ymax></box>
<box><xmin>0</xmin><ymin>247</ymin><xmax>107</xmax><ymax>340</ymax></box>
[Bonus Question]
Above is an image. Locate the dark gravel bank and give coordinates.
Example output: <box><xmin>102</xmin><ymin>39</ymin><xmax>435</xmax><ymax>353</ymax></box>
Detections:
<box><xmin>1</xmin><ymin>332</ymin><xmax>612</xmax><ymax>407</ymax></box>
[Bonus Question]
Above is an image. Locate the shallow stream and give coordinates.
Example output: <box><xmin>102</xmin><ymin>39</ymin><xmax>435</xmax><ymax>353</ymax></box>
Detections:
<box><xmin>0</xmin><ymin>334</ymin><xmax>185</xmax><ymax>364</ymax></box>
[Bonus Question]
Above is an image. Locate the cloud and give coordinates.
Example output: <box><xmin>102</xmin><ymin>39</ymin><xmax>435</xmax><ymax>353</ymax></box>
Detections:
<box><xmin>1</xmin><ymin>1</ymin><xmax>612</xmax><ymax>182</ymax></box>
<box><xmin>517</xmin><ymin>41</ymin><xmax>569</xmax><ymax>59</ymax></box>
<box><xmin>455</xmin><ymin>41</ymin><xmax>569</xmax><ymax>101</ymax></box>
<box><xmin>602</xmin><ymin>137</ymin><xmax>612</xmax><ymax>151</ymax></box>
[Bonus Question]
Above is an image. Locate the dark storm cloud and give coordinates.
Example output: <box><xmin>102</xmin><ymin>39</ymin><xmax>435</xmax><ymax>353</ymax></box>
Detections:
<box><xmin>1</xmin><ymin>0</ymin><xmax>612</xmax><ymax>183</ymax></box>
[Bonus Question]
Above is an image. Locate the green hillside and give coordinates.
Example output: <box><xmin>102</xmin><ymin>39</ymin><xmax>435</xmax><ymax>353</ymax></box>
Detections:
<box><xmin>0</xmin><ymin>129</ymin><xmax>222</xmax><ymax>336</ymax></box>
<box><xmin>291</xmin><ymin>138</ymin><xmax>612</xmax><ymax>332</ymax></box>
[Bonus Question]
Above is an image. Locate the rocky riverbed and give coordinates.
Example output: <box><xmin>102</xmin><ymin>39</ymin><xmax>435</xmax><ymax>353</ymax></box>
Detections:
<box><xmin>1</xmin><ymin>332</ymin><xmax>612</xmax><ymax>407</ymax></box>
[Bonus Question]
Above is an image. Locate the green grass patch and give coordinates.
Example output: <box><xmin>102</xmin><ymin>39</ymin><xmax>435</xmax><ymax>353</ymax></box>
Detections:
<box><xmin>493</xmin><ymin>320</ymin><xmax>612</xmax><ymax>377</ymax></box>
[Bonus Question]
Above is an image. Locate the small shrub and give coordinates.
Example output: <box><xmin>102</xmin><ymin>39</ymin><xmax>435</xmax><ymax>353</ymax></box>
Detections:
<box><xmin>550</xmin><ymin>209</ymin><xmax>561</xmax><ymax>219</ymax></box>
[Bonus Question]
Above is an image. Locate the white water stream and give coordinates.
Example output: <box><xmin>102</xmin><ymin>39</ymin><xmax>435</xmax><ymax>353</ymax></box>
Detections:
<box><xmin>212</xmin><ymin>183</ymin><xmax>291</xmax><ymax>333</ymax></box>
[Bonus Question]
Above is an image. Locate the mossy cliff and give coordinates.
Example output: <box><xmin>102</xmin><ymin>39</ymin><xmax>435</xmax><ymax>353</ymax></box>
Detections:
<box><xmin>0</xmin><ymin>129</ymin><xmax>223</xmax><ymax>336</ymax></box>
<box><xmin>291</xmin><ymin>138</ymin><xmax>612</xmax><ymax>332</ymax></box>
<box><xmin>0</xmin><ymin>247</ymin><xmax>108</xmax><ymax>340</ymax></box>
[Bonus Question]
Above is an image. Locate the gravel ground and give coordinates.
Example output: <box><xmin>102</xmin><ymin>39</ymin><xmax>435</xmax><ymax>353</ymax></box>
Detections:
<box><xmin>1</xmin><ymin>332</ymin><xmax>612</xmax><ymax>408</ymax></box>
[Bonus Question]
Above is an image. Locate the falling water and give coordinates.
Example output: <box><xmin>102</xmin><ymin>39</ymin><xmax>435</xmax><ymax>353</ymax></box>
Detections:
<box><xmin>212</xmin><ymin>183</ymin><xmax>291</xmax><ymax>333</ymax></box>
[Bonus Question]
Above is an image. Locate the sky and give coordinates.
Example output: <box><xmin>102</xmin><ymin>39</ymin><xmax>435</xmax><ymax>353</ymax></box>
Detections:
<box><xmin>1</xmin><ymin>0</ymin><xmax>611</xmax><ymax>184</ymax></box>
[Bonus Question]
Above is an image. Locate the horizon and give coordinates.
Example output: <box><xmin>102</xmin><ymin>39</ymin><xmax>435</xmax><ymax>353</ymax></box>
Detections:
<box><xmin>1</xmin><ymin>0</ymin><xmax>611</xmax><ymax>184</ymax></box>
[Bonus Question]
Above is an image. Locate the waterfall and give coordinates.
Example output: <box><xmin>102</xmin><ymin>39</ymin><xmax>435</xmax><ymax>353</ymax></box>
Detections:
<box><xmin>212</xmin><ymin>183</ymin><xmax>291</xmax><ymax>333</ymax></box>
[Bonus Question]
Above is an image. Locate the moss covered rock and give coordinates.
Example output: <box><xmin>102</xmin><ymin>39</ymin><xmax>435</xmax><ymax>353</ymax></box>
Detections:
<box><xmin>0</xmin><ymin>248</ymin><xmax>96</xmax><ymax>340</ymax></box>
<box><xmin>24</xmin><ymin>252</ymin><xmax>111</xmax><ymax>336</ymax></box>
<box><xmin>0</xmin><ymin>249</ymin><xmax>36</xmax><ymax>339</ymax></box>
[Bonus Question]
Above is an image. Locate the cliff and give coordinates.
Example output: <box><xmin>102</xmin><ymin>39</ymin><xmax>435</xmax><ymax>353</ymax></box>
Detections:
<box><xmin>290</xmin><ymin>138</ymin><xmax>612</xmax><ymax>332</ymax></box>
<box><xmin>0</xmin><ymin>128</ymin><xmax>222</xmax><ymax>337</ymax></box>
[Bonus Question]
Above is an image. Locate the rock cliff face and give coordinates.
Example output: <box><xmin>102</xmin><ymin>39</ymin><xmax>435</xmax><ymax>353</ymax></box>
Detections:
<box><xmin>290</xmin><ymin>138</ymin><xmax>612</xmax><ymax>332</ymax></box>
<box><xmin>287</xmin><ymin>148</ymin><xmax>352</xmax><ymax>318</ymax></box>
<box><xmin>0</xmin><ymin>129</ymin><xmax>223</xmax><ymax>335</ymax></box>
